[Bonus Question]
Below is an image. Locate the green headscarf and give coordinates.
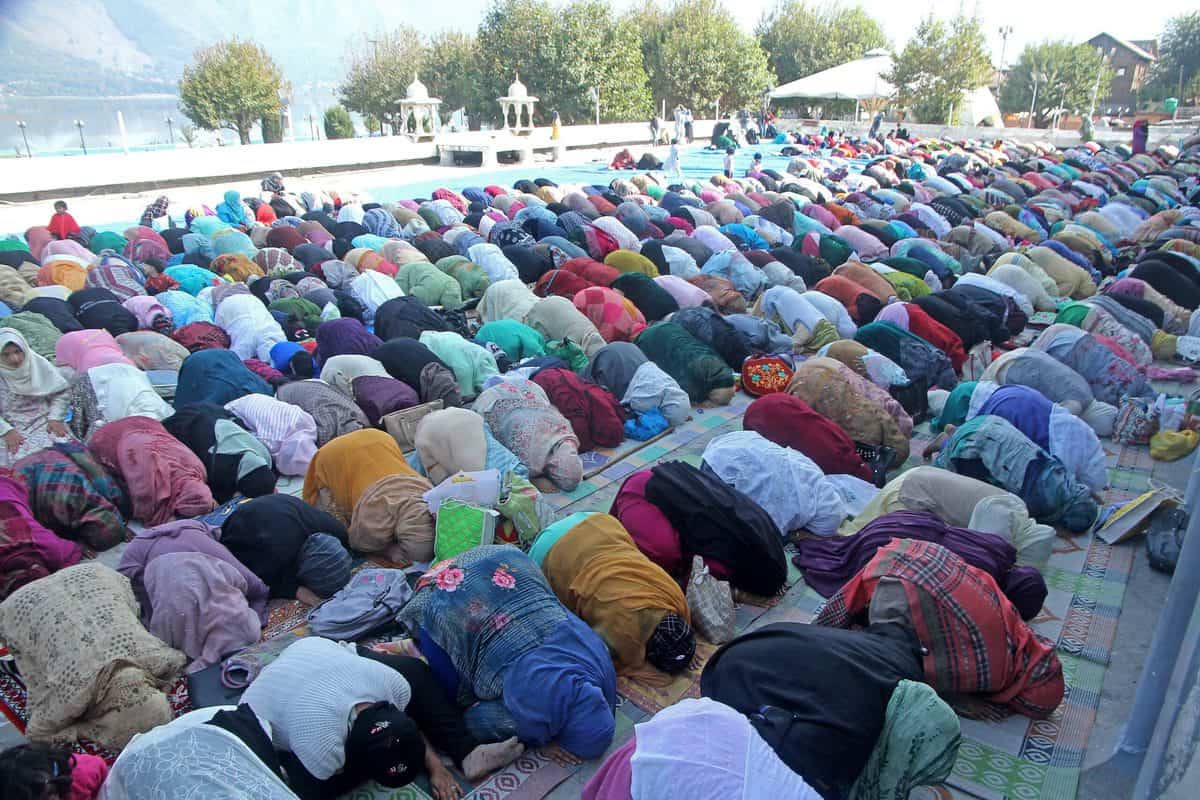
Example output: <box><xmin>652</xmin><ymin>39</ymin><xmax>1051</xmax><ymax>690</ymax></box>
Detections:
<box><xmin>436</xmin><ymin>256</ymin><xmax>490</xmax><ymax>299</ymax></box>
<box><xmin>476</xmin><ymin>319</ymin><xmax>546</xmax><ymax>361</ymax></box>
<box><xmin>882</xmin><ymin>270</ymin><xmax>930</xmax><ymax>301</ymax></box>
<box><xmin>1055</xmin><ymin>302</ymin><xmax>1091</xmax><ymax>328</ymax></box>
<box><xmin>882</xmin><ymin>256</ymin><xmax>932</xmax><ymax>279</ymax></box>
<box><xmin>847</xmin><ymin>680</ymin><xmax>961</xmax><ymax>800</ymax></box>
<box><xmin>931</xmin><ymin>380</ymin><xmax>977</xmax><ymax>432</ymax></box>
<box><xmin>819</xmin><ymin>234</ymin><xmax>853</xmax><ymax>267</ymax></box>
<box><xmin>2</xmin><ymin>312</ymin><xmax>61</xmax><ymax>360</ymax></box>
<box><xmin>88</xmin><ymin>231</ymin><xmax>128</xmax><ymax>255</ymax></box>
<box><xmin>269</xmin><ymin>297</ymin><xmax>323</xmax><ymax>332</ymax></box>
<box><xmin>0</xmin><ymin>238</ymin><xmax>32</xmax><ymax>254</ymax></box>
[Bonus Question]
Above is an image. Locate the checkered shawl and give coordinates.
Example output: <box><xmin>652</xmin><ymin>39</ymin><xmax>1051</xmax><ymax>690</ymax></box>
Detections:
<box><xmin>814</xmin><ymin>538</ymin><xmax>1063</xmax><ymax>718</ymax></box>
<box><xmin>13</xmin><ymin>443</ymin><xmax>130</xmax><ymax>551</ymax></box>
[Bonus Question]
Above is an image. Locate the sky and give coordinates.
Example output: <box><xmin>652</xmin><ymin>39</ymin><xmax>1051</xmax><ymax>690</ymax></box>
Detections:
<box><xmin>410</xmin><ymin>0</ymin><xmax>1176</xmax><ymax>71</ymax></box>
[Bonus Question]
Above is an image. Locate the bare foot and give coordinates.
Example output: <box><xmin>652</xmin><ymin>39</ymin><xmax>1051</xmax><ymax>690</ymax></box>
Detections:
<box><xmin>462</xmin><ymin>736</ymin><xmax>524</xmax><ymax>780</ymax></box>
<box><xmin>428</xmin><ymin>763</ymin><xmax>462</xmax><ymax>800</ymax></box>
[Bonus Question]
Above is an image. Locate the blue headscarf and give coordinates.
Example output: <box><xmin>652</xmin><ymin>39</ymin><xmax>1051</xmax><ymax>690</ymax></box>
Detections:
<box><xmin>175</xmin><ymin>349</ymin><xmax>273</xmax><ymax>407</ymax></box>
<box><xmin>157</xmin><ymin>289</ymin><xmax>214</xmax><ymax>326</ymax></box>
<box><xmin>269</xmin><ymin>341</ymin><xmax>314</xmax><ymax>376</ymax></box>
<box><xmin>362</xmin><ymin>208</ymin><xmax>402</xmax><ymax>239</ymax></box>
<box><xmin>501</xmin><ymin>612</ymin><xmax>616</xmax><ymax>759</ymax></box>
<box><xmin>164</xmin><ymin>265</ymin><xmax>221</xmax><ymax>296</ymax></box>
<box><xmin>216</xmin><ymin>190</ymin><xmax>248</xmax><ymax>227</ymax></box>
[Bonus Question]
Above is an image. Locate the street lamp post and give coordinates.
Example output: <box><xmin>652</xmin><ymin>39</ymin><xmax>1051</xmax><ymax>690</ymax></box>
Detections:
<box><xmin>1028</xmin><ymin>71</ymin><xmax>1046</xmax><ymax>128</ymax></box>
<box><xmin>1088</xmin><ymin>46</ymin><xmax>1116</xmax><ymax>122</ymax></box>
<box><xmin>74</xmin><ymin>119</ymin><xmax>87</xmax><ymax>155</ymax></box>
<box><xmin>588</xmin><ymin>87</ymin><xmax>599</xmax><ymax>126</ymax></box>
<box><xmin>16</xmin><ymin>120</ymin><xmax>30</xmax><ymax>157</ymax></box>
<box><xmin>997</xmin><ymin>25</ymin><xmax>1013</xmax><ymax>77</ymax></box>
<box><xmin>165</xmin><ymin>116</ymin><xmax>175</xmax><ymax>146</ymax></box>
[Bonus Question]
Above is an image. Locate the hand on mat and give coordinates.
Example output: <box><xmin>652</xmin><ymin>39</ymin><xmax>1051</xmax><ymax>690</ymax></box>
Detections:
<box><xmin>47</xmin><ymin>420</ymin><xmax>69</xmax><ymax>438</ymax></box>
<box><xmin>541</xmin><ymin>742</ymin><xmax>581</xmax><ymax>766</ymax></box>
<box><xmin>4</xmin><ymin>429</ymin><xmax>23</xmax><ymax>454</ymax></box>
<box><xmin>428</xmin><ymin>763</ymin><xmax>462</xmax><ymax>800</ymax></box>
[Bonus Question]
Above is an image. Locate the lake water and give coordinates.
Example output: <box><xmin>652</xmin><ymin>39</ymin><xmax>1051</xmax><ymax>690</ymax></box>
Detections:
<box><xmin>0</xmin><ymin>89</ymin><xmax>343</xmax><ymax>156</ymax></box>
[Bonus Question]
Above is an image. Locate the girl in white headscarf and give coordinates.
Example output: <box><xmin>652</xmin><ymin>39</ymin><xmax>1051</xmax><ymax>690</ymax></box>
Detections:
<box><xmin>0</xmin><ymin>328</ymin><xmax>71</xmax><ymax>464</ymax></box>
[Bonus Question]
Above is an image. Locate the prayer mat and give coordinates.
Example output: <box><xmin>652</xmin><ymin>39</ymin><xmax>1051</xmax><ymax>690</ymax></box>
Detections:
<box><xmin>542</xmin><ymin>392</ymin><xmax>752</xmax><ymax>510</ymax></box>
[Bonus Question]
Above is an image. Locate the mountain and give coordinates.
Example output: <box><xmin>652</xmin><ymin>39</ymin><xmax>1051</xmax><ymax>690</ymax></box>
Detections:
<box><xmin>0</xmin><ymin>0</ymin><xmax>403</xmax><ymax>97</ymax></box>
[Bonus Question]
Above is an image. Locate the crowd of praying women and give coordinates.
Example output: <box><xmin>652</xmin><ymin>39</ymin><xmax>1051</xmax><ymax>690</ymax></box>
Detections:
<box><xmin>1</xmin><ymin>126</ymin><xmax>1200</xmax><ymax>800</ymax></box>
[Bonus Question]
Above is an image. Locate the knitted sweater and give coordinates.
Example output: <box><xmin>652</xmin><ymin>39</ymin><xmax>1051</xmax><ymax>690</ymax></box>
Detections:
<box><xmin>241</xmin><ymin>637</ymin><xmax>412</xmax><ymax>779</ymax></box>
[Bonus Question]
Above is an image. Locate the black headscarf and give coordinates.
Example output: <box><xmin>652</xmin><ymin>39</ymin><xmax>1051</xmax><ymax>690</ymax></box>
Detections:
<box><xmin>1131</xmin><ymin>259</ymin><xmax>1200</xmax><ymax>310</ymax></box>
<box><xmin>610</xmin><ymin>272</ymin><xmax>679</xmax><ymax>322</ymax></box>
<box><xmin>948</xmin><ymin>284</ymin><xmax>1021</xmax><ymax>338</ymax></box>
<box><xmin>411</xmin><ymin>238</ymin><xmax>455</xmax><ymax>263</ymax></box>
<box><xmin>293</xmin><ymin>243</ymin><xmax>336</xmax><ymax>269</ymax></box>
<box><xmin>0</xmin><ymin>250</ymin><xmax>36</xmax><ymax>268</ymax></box>
<box><xmin>700</xmin><ymin>622</ymin><xmax>924</xmax><ymax>797</ymax></box>
<box><xmin>671</xmin><ymin>307</ymin><xmax>749</xmax><ymax>369</ymax></box>
<box><xmin>911</xmin><ymin>293</ymin><xmax>991</xmax><ymax>350</ymax></box>
<box><xmin>374</xmin><ymin>337</ymin><xmax>450</xmax><ymax>390</ymax></box>
<box><xmin>643</xmin><ymin>461</ymin><xmax>787</xmax><ymax>596</ymax></box>
<box><xmin>374</xmin><ymin>296</ymin><xmax>452</xmax><ymax>342</ymax></box>
<box><xmin>503</xmin><ymin>246</ymin><xmax>552</xmax><ymax>283</ymax></box>
<box><xmin>20</xmin><ymin>297</ymin><xmax>82</xmax><ymax>334</ymax></box>
<box><xmin>66</xmin><ymin>287</ymin><xmax>138</xmax><ymax>336</ymax></box>
<box><xmin>162</xmin><ymin>403</ymin><xmax>272</xmax><ymax>503</ymax></box>
<box><xmin>219</xmin><ymin>494</ymin><xmax>349</xmax><ymax>598</ymax></box>
<box><xmin>769</xmin><ymin>247</ymin><xmax>830</xmax><ymax>285</ymax></box>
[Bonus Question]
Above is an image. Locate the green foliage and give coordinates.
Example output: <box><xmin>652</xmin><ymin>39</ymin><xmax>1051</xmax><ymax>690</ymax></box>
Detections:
<box><xmin>338</xmin><ymin>26</ymin><xmax>425</xmax><ymax>134</ymax></box>
<box><xmin>1000</xmin><ymin>40</ymin><xmax>1112</xmax><ymax>127</ymax></box>
<box><xmin>323</xmin><ymin>106</ymin><xmax>356</xmax><ymax>139</ymax></box>
<box><xmin>1152</xmin><ymin>12</ymin><xmax>1200</xmax><ymax>99</ymax></box>
<box><xmin>261</xmin><ymin>113</ymin><xmax>283</xmax><ymax>143</ymax></box>
<box><xmin>178</xmin><ymin>39</ymin><xmax>288</xmax><ymax>145</ymax></box>
<box><xmin>424</xmin><ymin>31</ymin><xmax>484</xmax><ymax>117</ymax></box>
<box><xmin>755</xmin><ymin>1</ymin><xmax>888</xmax><ymax>84</ymax></box>
<box><xmin>472</xmin><ymin>0</ymin><xmax>652</xmax><ymax>126</ymax></box>
<box><xmin>885</xmin><ymin>12</ymin><xmax>991</xmax><ymax>123</ymax></box>
<box><xmin>630</xmin><ymin>0</ymin><xmax>774</xmax><ymax>114</ymax></box>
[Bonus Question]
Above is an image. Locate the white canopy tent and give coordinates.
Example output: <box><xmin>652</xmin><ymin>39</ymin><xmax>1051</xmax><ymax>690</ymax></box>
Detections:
<box><xmin>769</xmin><ymin>49</ymin><xmax>894</xmax><ymax>103</ymax></box>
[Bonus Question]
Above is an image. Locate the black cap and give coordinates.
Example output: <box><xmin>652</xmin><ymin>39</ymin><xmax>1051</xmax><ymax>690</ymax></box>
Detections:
<box><xmin>346</xmin><ymin>703</ymin><xmax>424</xmax><ymax>788</ymax></box>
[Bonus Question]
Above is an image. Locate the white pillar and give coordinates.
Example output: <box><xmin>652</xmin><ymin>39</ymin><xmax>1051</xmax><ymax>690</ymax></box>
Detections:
<box><xmin>116</xmin><ymin>110</ymin><xmax>129</xmax><ymax>154</ymax></box>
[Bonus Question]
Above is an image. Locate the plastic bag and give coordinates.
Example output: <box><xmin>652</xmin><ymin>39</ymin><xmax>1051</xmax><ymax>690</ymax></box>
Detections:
<box><xmin>686</xmin><ymin>555</ymin><xmax>735</xmax><ymax>644</ymax></box>
<box><xmin>1149</xmin><ymin>429</ymin><xmax>1199</xmax><ymax>461</ymax></box>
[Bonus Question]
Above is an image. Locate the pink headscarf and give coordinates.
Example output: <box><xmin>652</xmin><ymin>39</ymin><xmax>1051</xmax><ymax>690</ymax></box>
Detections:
<box><xmin>144</xmin><ymin>551</ymin><xmax>261</xmax><ymax>673</ymax></box>
<box><xmin>23</xmin><ymin>226</ymin><xmax>53</xmax><ymax>260</ymax></box>
<box><xmin>873</xmin><ymin>301</ymin><xmax>911</xmax><ymax>329</ymax></box>
<box><xmin>41</xmin><ymin>239</ymin><xmax>93</xmax><ymax>262</ymax></box>
<box><xmin>54</xmin><ymin>329</ymin><xmax>134</xmax><ymax>372</ymax></box>
<box><xmin>87</xmin><ymin>416</ymin><xmax>215</xmax><ymax>527</ymax></box>
<box><xmin>123</xmin><ymin>295</ymin><xmax>173</xmax><ymax>331</ymax></box>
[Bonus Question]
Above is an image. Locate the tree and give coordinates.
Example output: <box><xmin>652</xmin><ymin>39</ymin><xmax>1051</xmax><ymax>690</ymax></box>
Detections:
<box><xmin>1152</xmin><ymin>12</ymin><xmax>1200</xmax><ymax>102</ymax></box>
<box><xmin>179</xmin><ymin>39</ymin><xmax>288</xmax><ymax>145</ymax></box>
<box><xmin>1001</xmin><ymin>41</ymin><xmax>1112</xmax><ymax>127</ymax></box>
<box><xmin>474</xmin><ymin>0</ymin><xmax>653</xmax><ymax>126</ymax></box>
<box><xmin>885</xmin><ymin>12</ymin><xmax>991</xmax><ymax>123</ymax></box>
<box><xmin>630</xmin><ymin>0</ymin><xmax>775</xmax><ymax>115</ymax></box>
<box><xmin>324</xmin><ymin>106</ymin><xmax>355</xmax><ymax>139</ymax></box>
<box><xmin>339</xmin><ymin>27</ymin><xmax>425</xmax><ymax>135</ymax></box>
<box><xmin>755</xmin><ymin>1</ymin><xmax>888</xmax><ymax>84</ymax></box>
<box><xmin>424</xmin><ymin>31</ymin><xmax>484</xmax><ymax>119</ymax></box>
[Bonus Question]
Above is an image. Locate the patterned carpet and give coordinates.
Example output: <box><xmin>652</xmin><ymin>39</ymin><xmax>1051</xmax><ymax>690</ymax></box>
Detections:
<box><xmin>0</xmin><ymin>377</ymin><xmax>1189</xmax><ymax>799</ymax></box>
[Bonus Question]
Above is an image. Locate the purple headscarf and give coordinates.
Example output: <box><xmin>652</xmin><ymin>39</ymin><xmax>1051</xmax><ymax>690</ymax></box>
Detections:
<box><xmin>794</xmin><ymin>509</ymin><xmax>1047</xmax><ymax>620</ymax></box>
<box><xmin>314</xmin><ymin>318</ymin><xmax>383</xmax><ymax>366</ymax></box>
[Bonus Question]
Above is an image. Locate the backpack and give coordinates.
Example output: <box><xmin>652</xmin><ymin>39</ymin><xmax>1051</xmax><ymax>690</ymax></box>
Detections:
<box><xmin>306</xmin><ymin>568</ymin><xmax>414</xmax><ymax>640</ymax></box>
<box><xmin>741</xmin><ymin>355</ymin><xmax>793</xmax><ymax>397</ymax></box>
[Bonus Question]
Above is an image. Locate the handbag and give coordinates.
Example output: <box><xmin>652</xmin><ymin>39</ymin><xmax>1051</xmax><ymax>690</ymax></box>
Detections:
<box><xmin>685</xmin><ymin>555</ymin><xmax>735</xmax><ymax>644</ymax></box>
<box><xmin>382</xmin><ymin>400</ymin><xmax>444</xmax><ymax>450</ymax></box>
<box><xmin>1113</xmin><ymin>396</ymin><xmax>1158</xmax><ymax>445</ymax></box>
<box><xmin>307</xmin><ymin>569</ymin><xmax>414</xmax><ymax>640</ymax></box>
<box><xmin>961</xmin><ymin>342</ymin><xmax>992</xmax><ymax>381</ymax></box>
<box><xmin>433</xmin><ymin>500</ymin><xmax>498</xmax><ymax>562</ymax></box>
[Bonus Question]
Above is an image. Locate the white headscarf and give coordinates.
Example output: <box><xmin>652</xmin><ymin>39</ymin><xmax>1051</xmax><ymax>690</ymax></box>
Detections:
<box><xmin>88</xmin><ymin>362</ymin><xmax>172</xmax><ymax>422</ymax></box>
<box><xmin>0</xmin><ymin>328</ymin><xmax>68</xmax><ymax>397</ymax></box>
<box><xmin>630</xmin><ymin>698</ymin><xmax>822</xmax><ymax>800</ymax></box>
